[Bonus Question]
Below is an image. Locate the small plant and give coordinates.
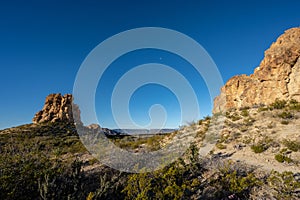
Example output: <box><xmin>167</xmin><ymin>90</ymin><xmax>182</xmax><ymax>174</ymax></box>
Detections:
<box><xmin>277</xmin><ymin>111</ymin><xmax>293</xmax><ymax>119</ymax></box>
<box><xmin>213</xmin><ymin>162</ymin><xmax>261</xmax><ymax>198</ymax></box>
<box><xmin>240</xmin><ymin>109</ymin><xmax>249</xmax><ymax>117</ymax></box>
<box><xmin>226</xmin><ymin>112</ymin><xmax>242</xmax><ymax>121</ymax></box>
<box><xmin>251</xmin><ymin>144</ymin><xmax>267</xmax><ymax>153</ymax></box>
<box><xmin>216</xmin><ymin>142</ymin><xmax>226</xmax><ymax>149</ymax></box>
<box><xmin>258</xmin><ymin>107</ymin><xmax>269</xmax><ymax>112</ymax></box>
<box><xmin>270</xmin><ymin>99</ymin><xmax>287</xmax><ymax>109</ymax></box>
<box><xmin>204</xmin><ymin>115</ymin><xmax>211</xmax><ymax>121</ymax></box>
<box><xmin>274</xmin><ymin>154</ymin><xmax>293</xmax><ymax>163</ymax></box>
<box><xmin>198</xmin><ymin>119</ymin><xmax>204</xmax><ymax>125</ymax></box>
<box><xmin>282</xmin><ymin>139</ymin><xmax>300</xmax><ymax>152</ymax></box>
<box><xmin>267</xmin><ymin>171</ymin><xmax>300</xmax><ymax>199</ymax></box>
<box><xmin>281</xmin><ymin>120</ymin><xmax>289</xmax><ymax>125</ymax></box>
<box><xmin>251</xmin><ymin>138</ymin><xmax>273</xmax><ymax>153</ymax></box>
<box><xmin>242</xmin><ymin>136</ymin><xmax>253</xmax><ymax>144</ymax></box>
<box><xmin>289</xmin><ymin>99</ymin><xmax>300</xmax><ymax>111</ymax></box>
<box><xmin>239</xmin><ymin>106</ymin><xmax>250</xmax><ymax>111</ymax></box>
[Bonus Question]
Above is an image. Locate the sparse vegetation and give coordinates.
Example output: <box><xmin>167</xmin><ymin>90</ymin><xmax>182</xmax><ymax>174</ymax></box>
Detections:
<box><xmin>281</xmin><ymin>120</ymin><xmax>289</xmax><ymax>125</ymax></box>
<box><xmin>277</xmin><ymin>111</ymin><xmax>294</xmax><ymax>119</ymax></box>
<box><xmin>122</xmin><ymin>144</ymin><xmax>203</xmax><ymax>200</ymax></box>
<box><xmin>289</xmin><ymin>99</ymin><xmax>300</xmax><ymax>111</ymax></box>
<box><xmin>274</xmin><ymin>154</ymin><xmax>293</xmax><ymax>163</ymax></box>
<box><xmin>251</xmin><ymin>144</ymin><xmax>267</xmax><ymax>153</ymax></box>
<box><xmin>267</xmin><ymin>171</ymin><xmax>300</xmax><ymax>199</ymax></box>
<box><xmin>269</xmin><ymin>99</ymin><xmax>287</xmax><ymax>109</ymax></box>
<box><xmin>251</xmin><ymin>137</ymin><xmax>274</xmax><ymax>153</ymax></box>
<box><xmin>258</xmin><ymin>107</ymin><xmax>269</xmax><ymax>112</ymax></box>
<box><xmin>241</xmin><ymin>109</ymin><xmax>249</xmax><ymax>117</ymax></box>
<box><xmin>282</xmin><ymin>139</ymin><xmax>300</xmax><ymax>152</ymax></box>
<box><xmin>209</xmin><ymin>161</ymin><xmax>262</xmax><ymax>199</ymax></box>
<box><xmin>216</xmin><ymin>142</ymin><xmax>227</xmax><ymax>149</ymax></box>
<box><xmin>226</xmin><ymin>111</ymin><xmax>242</xmax><ymax>121</ymax></box>
<box><xmin>1</xmin><ymin>100</ymin><xmax>300</xmax><ymax>200</ymax></box>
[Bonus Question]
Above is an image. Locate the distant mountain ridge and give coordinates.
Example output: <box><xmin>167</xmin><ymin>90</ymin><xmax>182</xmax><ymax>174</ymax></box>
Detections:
<box><xmin>113</xmin><ymin>129</ymin><xmax>176</xmax><ymax>135</ymax></box>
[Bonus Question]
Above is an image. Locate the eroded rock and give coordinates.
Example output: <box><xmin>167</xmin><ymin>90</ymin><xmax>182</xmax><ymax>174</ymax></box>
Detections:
<box><xmin>213</xmin><ymin>27</ymin><xmax>300</xmax><ymax>113</ymax></box>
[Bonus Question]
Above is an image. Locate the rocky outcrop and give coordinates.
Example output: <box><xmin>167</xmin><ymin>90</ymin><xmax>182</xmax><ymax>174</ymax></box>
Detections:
<box><xmin>33</xmin><ymin>93</ymin><xmax>81</xmax><ymax>124</ymax></box>
<box><xmin>213</xmin><ymin>27</ymin><xmax>300</xmax><ymax>113</ymax></box>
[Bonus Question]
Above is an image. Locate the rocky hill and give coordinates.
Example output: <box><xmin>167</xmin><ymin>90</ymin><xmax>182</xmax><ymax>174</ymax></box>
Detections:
<box><xmin>32</xmin><ymin>93</ymin><xmax>124</xmax><ymax>137</ymax></box>
<box><xmin>33</xmin><ymin>93</ymin><xmax>81</xmax><ymax>124</ymax></box>
<box><xmin>1</xmin><ymin>28</ymin><xmax>300</xmax><ymax>200</ymax></box>
<box><xmin>213</xmin><ymin>27</ymin><xmax>300</xmax><ymax>113</ymax></box>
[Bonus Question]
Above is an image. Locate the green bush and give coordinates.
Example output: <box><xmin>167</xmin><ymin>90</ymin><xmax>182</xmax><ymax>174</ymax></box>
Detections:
<box><xmin>281</xmin><ymin>120</ymin><xmax>289</xmax><ymax>125</ymax></box>
<box><xmin>240</xmin><ymin>109</ymin><xmax>249</xmax><ymax>117</ymax></box>
<box><xmin>258</xmin><ymin>107</ymin><xmax>269</xmax><ymax>112</ymax></box>
<box><xmin>274</xmin><ymin>154</ymin><xmax>293</xmax><ymax>163</ymax></box>
<box><xmin>226</xmin><ymin>111</ymin><xmax>242</xmax><ymax>121</ymax></box>
<box><xmin>277</xmin><ymin>111</ymin><xmax>293</xmax><ymax>119</ymax></box>
<box><xmin>289</xmin><ymin>99</ymin><xmax>300</xmax><ymax>111</ymax></box>
<box><xmin>216</xmin><ymin>142</ymin><xmax>227</xmax><ymax>149</ymax></box>
<box><xmin>282</xmin><ymin>139</ymin><xmax>300</xmax><ymax>152</ymax></box>
<box><xmin>210</xmin><ymin>162</ymin><xmax>261</xmax><ymax>199</ymax></box>
<box><xmin>270</xmin><ymin>99</ymin><xmax>287</xmax><ymax>109</ymax></box>
<box><xmin>267</xmin><ymin>171</ymin><xmax>300</xmax><ymax>199</ymax></box>
<box><xmin>122</xmin><ymin>144</ymin><xmax>202</xmax><ymax>200</ymax></box>
<box><xmin>251</xmin><ymin>144</ymin><xmax>267</xmax><ymax>153</ymax></box>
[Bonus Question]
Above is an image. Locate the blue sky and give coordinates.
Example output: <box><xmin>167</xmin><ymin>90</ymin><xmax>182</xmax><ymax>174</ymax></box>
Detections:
<box><xmin>1</xmin><ymin>0</ymin><xmax>300</xmax><ymax>129</ymax></box>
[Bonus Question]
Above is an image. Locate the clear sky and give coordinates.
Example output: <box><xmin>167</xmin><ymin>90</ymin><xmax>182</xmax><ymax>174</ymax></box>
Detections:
<box><xmin>1</xmin><ymin>0</ymin><xmax>300</xmax><ymax>130</ymax></box>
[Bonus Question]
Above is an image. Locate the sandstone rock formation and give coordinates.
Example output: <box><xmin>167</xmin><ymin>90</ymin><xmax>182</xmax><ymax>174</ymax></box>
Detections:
<box><xmin>213</xmin><ymin>27</ymin><xmax>300</xmax><ymax>113</ymax></box>
<box><xmin>33</xmin><ymin>93</ymin><xmax>81</xmax><ymax>124</ymax></box>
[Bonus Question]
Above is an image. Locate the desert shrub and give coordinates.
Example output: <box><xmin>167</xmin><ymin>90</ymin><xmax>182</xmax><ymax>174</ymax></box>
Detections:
<box><xmin>93</xmin><ymin>169</ymin><xmax>127</xmax><ymax>200</ymax></box>
<box><xmin>251</xmin><ymin>144</ymin><xmax>267</xmax><ymax>153</ymax></box>
<box><xmin>258</xmin><ymin>107</ymin><xmax>269</xmax><ymax>112</ymax></box>
<box><xmin>239</xmin><ymin>106</ymin><xmax>250</xmax><ymax>111</ymax></box>
<box><xmin>267</xmin><ymin>171</ymin><xmax>300</xmax><ymax>199</ymax></box>
<box><xmin>226</xmin><ymin>111</ymin><xmax>242</xmax><ymax>121</ymax></box>
<box><xmin>282</xmin><ymin>139</ymin><xmax>300</xmax><ymax>152</ymax></box>
<box><xmin>0</xmin><ymin>123</ymin><xmax>96</xmax><ymax>200</ymax></box>
<box><xmin>112</xmin><ymin>135</ymin><xmax>166</xmax><ymax>151</ymax></box>
<box><xmin>269</xmin><ymin>99</ymin><xmax>287</xmax><ymax>109</ymax></box>
<box><xmin>274</xmin><ymin>154</ymin><xmax>293</xmax><ymax>163</ymax></box>
<box><xmin>240</xmin><ymin>109</ymin><xmax>249</xmax><ymax>117</ymax></box>
<box><xmin>290</xmin><ymin>105</ymin><xmax>300</xmax><ymax>111</ymax></box>
<box><xmin>281</xmin><ymin>120</ymin><xmax>289</xmax><ymax>125</ymax></box>
<box><xmin>198</xmin><ymin>119</ymin><xmax>204</xmax><ymax>125</ymax></box>
<box><xmin>204</xmin><ymin>115</ymin><xmax>211</xmax><ymax>121</ymax></box>
<box><xmin>277</xmin><ymin>111</ymin><xmax>294</xmax><ymax>119</ymax></box>
<box><xmin>289</xmin><ymin>99</ymin><xmax>300</xmax><ymax>111</ymax></box>
<box><xmin>209</xmin><ymin>162</ymin><xmax>261</xmax><ymax>199</ymax></box>
<box><xmin>251</xmin><ymin>138</ymin><xmax>273</xmax><ymax>153</ymax></box>
<box><xmin>122</xmin><ymin>144</ymin><xmax>203</xmax><ymax>200</ymax></box>
<box><xmin>216</xmin><ymin>142</ymin><xmax>227</xmax><ymax>149</ymax></box>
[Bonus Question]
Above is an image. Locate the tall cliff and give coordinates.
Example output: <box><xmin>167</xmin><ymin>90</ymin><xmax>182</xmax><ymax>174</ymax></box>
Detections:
<box><xmin>213</xmin><ymin>27</ymin><xmax>300</xmax><ymax>113</ymax></box>
<box><xmin>33</xmin><ymin>93</ymin><xmax>81</xmax><ymax>124</ymax></box>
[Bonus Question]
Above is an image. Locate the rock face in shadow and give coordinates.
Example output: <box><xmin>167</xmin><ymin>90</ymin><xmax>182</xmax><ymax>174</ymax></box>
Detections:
<box><xmin>213</xmin><ymin>27</ymin><xmax>300</xmax><ymax>113</ymax></box>
<box><xmin>33</xmin><ymin>93</ymin><xmax>81</xmax><ymax>124</ymax></box>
